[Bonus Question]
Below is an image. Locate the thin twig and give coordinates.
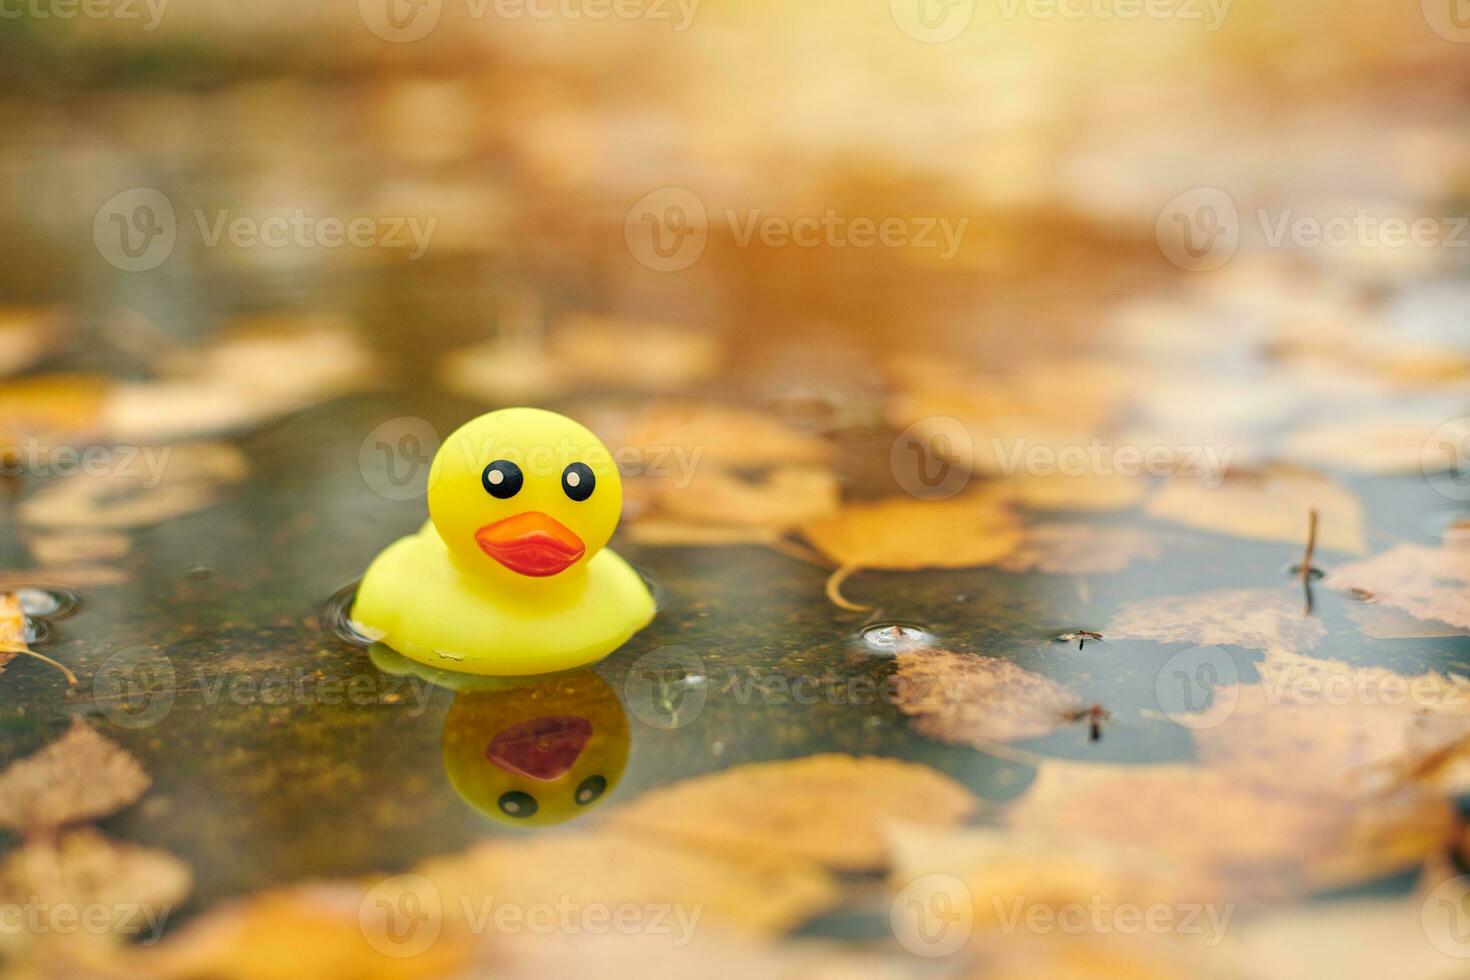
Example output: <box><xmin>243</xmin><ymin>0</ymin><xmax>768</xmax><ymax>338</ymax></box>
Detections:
<box><xmin>0</xmin><ymin>644</ymin><xmax>78</xmax><ymax>686</ymax></box>
<box><xmin>1302</xmin><ymin>508</ymin><xmax>1319</xmax><ymax>616</ymax></box>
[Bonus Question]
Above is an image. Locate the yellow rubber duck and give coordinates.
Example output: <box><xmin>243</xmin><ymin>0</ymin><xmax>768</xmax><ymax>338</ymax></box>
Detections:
<box><xmin>352</xmin><ymin>408</ymin><xmax>655</xmax><ymax>675</ymax></box>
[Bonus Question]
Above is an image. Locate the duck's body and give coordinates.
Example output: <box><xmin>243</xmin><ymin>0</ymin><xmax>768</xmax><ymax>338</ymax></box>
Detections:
<box><xmin>354</xmin><ymin>521</ymin><xmax>653</xmax><ymax>675</ymax></box>
<box><xmin>351</xmin><ymin>408</ymin><xmax>656</xmax><ymax>676</ymax></box>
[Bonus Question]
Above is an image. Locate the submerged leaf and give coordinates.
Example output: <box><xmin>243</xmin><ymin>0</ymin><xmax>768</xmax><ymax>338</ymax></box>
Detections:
<box><xmin>0</xmin><ymin>717</ymin><xmax>150</xmax><ymax>830</ymax></box>
<box><xmin>1108</xmin><ymin>588</ymin><xmax>1325</xmax><ymax>654</ymax></box>
<box><xmin>997</xmin><ymin>523</ymin><xmax>1162</xmax><ymax>576</ymax></box>
<box><xmin>893</xmin><ymin>649</ymin><xmax>1081</xmax><ymax>745</ymax></box>
<box><xmin>608</xmin><ymin>754</ymin><xmax>978</xmax><ymax>871</ymax></box>
<box><xmin>799</xmin><ymin>493</ymin><xmax>1022</xmax><ymax>572</ymax></box>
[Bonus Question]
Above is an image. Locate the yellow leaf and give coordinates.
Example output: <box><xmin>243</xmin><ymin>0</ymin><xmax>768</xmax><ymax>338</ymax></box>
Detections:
<box><xmin>1145</xmin><ymin>465</ymin><xmax>1365</xmax><ymax>554</ymax></box>
<box><xmin>607</xmin><ymin>754</ymin><xmax>978</xmax><ymax>871</ymax></box>
<box><xmin>799</xmin><ymin>493</ymin><xmax>1022</xmax><ymax>571</ymax></box>
<box><xmin>652</xmin><ymin>465</ymin><xmax>839</xmax><ymax>530</ymax></box>
<box><xmin>988</xmin><ymin>471</ymin><xmax>1148</xmax><ymax>513</ymax></box>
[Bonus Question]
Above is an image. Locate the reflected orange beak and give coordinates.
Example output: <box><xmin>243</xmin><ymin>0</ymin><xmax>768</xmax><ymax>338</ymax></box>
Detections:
<box><xmin>475</xmin><ymin>512</ymin><xmax>585</xmax><ymax>577</ymax></box>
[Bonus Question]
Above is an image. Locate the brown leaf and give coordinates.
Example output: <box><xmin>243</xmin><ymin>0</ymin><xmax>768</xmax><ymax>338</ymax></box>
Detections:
<box><xmin>893</xmin><ymin>649</ymin><xmax>1081</xmax><ymax>744</ymax></box>
<box><xmin>1005</xmin><ymin>760</ymin><xmax>1451</xmax><ymax>902</ymax></box>
<box><xmin>0</xmin><ymin>717</ymin><xmax>150</xmax><ymax>830</ymax></box>
<box><xmin>607</xmin><ymin>754</ymin><xmax>978</xmax><ymax>871</ymax></box>
<box><xmin>0</xmin><ymin>306</ymin><xmax>67</xmax><ymax>378</ymax></box>
<box><xmin>0</xmin><ymin>828</ymin><xmax>190</xmax><ymax>961</ymax></box>
<box><xmin>584</xmin><ymin>401</ymin><xmax>830</xmax><ymax>470</ymax></box>
<box><xmin>1328</xmin><ymin>543</ymin><xmax>1470</xmax><ymax>631</ymax></box>
<box><xmin>997</xmin><ymin>523</ymin><xmax>1162</xmax><ymax>576</ymax></box>
<box><xmin>0</xmin><ymin>593</ymin><xmax>25</xmax><ymax>672</ymax></box>
<box><xmin>1145</xmin><ymin>465</ymin><xmax>1365</xmax><ymax>554</ymax></box>
<box><xmin>27</xmin><ymin>532</ymin><xmax>133</xmax><ymax>567</ymax></box>
<box><xmin>18</xmin><ymin>442</ymin><xmax>247</xmax><ymax>530</ymax></box>
<box><xmin>1108</xmin><ymin>588</ymin><xmax>1325</xmax><ymax>654</ymax></box>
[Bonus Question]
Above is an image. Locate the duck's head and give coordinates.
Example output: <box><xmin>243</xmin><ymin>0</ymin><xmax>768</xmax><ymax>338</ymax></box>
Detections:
<box><xmin>428</xmin><ymin>408</ymin><xmax>621</xmax><ymax>583</ymax></box>
<box><xmin>442</xmin><ymin>670</ymin><xmax>630</xmax><ymax>827</ymax></box>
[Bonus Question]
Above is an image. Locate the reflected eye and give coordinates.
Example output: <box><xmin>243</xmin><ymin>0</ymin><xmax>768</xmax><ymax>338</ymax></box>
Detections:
<box><xmin>562</xmin><ymin>462</ymin><xmax>595</xmax><ymax>501</ymax></box>
<box><xmin>497</xmin><ymin>790</ymin><xmax>538</xmax><ymax>817</ymax></box>
<box><xmin>482</xmin><ymin>460</ymin><xmax>523</xmax><ymax>499</ymax></box>
<box><xmin>574</xmin><ymin>775</ymin><xmax>607</xmax><ymax>805</ymax></box>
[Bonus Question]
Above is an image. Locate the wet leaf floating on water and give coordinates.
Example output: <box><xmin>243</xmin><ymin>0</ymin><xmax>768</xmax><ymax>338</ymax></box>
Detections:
<box><xmin>1345</xmin><ymin>601</ymin><xmax>1468</xmax><ymax>639</ymax></box>
<box><xmin>0</xmin><ymin>592</ymin><xmax>78</xmax><ymax>684</ymax></box>
<box><xmin>584</xmin><ymin>400</ymin><xmax>830</xmax><ymax>470</ymax></box>
<box><xmin>1145</xmin><ymin>464</ymin><xmax>1366</xmax><ymax>554</ymax></box>
<box><xmin>26</xmin><ymin>531</ymin><xmax>133</xmax><ymax>567</ymax></box>
<box><xmin>18</xmin><ymin>442</ymin><xmax>248</xmax><ymax>530</ymax></box>
<box><xmin>1327</xmin><ymin>543</ymin><xmax>1470</xmax><ymax>632</ymax></box>
<box><xmin>441</xmin><ymin>314</ymin><xmax>724</xmax><ymax>403</ymax></box>
<box><xmin>0</xmin><ymin>828</ymin><xmax>191</xmax><ymax>964</ymax></box>
<box><xmin>997</xmin><ymin>523</ymin><xmax>1162</xmax><ymax>576</ymax></box>
<box><xmin>101</xmin><ymin>315</ymin><xmax>374</xmax><ymax>444</ymax></box>
<box><xmin>1004</xmin><ymin>760</ymin><xmax>1452</xmax><ymax>903</ymax></box>
<box><xmin>624</xmin><ymin>520</ymin><xmax>783</xmax><ymax>548</ymax></box>
<box><xmin>0</xmin><ymin>306</ymin><xmax>67</xmax><ymax>378</ymax></box>
<box><xmin>422</xmin><ymin>828</ymin><xmax>839</xmax><ymax>938</ymax></box>
<box><xmin>0</xmin><ymin>374</ymin><xmax>110</xmax><ymax>448</ymax></box>
<box><xmin>650</xmin><ymin>465</ymin><xmax>839</xmax><ymax>531</ymax></box>
<box><xmin>0</xmin><ymin>717</ymin><xmax>150</xmax><ymax>830</ymax></box>
<box><xmin>799</xmin><ymin>493</ymin><xmax>1022</xmax><ymax>610</ymax></box>
<box><xmin>607</xmin><ymin>754</ymin><xmax>978</xmax><ymax>872</ymax></box>
<box><xmin>1282</xmin><ymin>414</ymin><xmax>1470</xmax><ymax>476</ymax></box>
<box><xmin>137</xmin><ymin>882</ymin><xmax>473</xmax><ymax>980</ymax></box>
<box><xmin>986</xmin><ymin>471</ymin><xmax>1148</xmax><ymax>513</ymax></box>
<box><xmin>893</xmin><ymin>649</ymin><xmax>1082</xmax><ymax>745</ymax></box>
<box><xmin>1108</xmin><ymin>587</ymin><xmax>1326</xmax><ymax>654</ymax></box>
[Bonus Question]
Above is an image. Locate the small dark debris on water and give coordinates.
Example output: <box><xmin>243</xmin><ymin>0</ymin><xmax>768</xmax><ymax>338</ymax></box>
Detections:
<box><xmin>1062</xmin><ymin>703</ymin><xmax>1111</xmax><ymax>741</ymax></box>
<box><xmin>1058</xmin><ymin>630</ymin><xmax>1103</xmax><ymax>651</ymax></box>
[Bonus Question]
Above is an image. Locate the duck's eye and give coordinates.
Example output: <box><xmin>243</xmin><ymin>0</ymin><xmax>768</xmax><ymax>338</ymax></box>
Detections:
<box><xmin>562</xmin><ymin>462</ymin><xmax>595</xmax><ymax>501</ymax></box>
<box><xmin>482</xmin><ymin>460</ymin><xmax>523</xmax><ymax>499</ymax></box>
<box><xmin>574</xmin><ymin>775</ymin><xmax>607</xmax><ymax>805</ymax></box>
<box><xmin>497</xmin><ymin>790</ymin><xmax>538</xmax><ymax>818</ymax></box>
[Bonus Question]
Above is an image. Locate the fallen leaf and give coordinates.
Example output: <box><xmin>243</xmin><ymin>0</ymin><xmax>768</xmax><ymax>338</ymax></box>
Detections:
<box><xmin>0</xmin><ymin>306</ymin><xmax>67</xmax><ymax>377</ymax></box>
<box><xmin>987</xmin><ymin>471</ymin><xmax>1148</xmax><ymax>513</ymax></box>
<box><xmin>997</xmin><ymin>523</ymin><xmax>1162</xmax><ymax>576</ymax></box>
<box><xmin>651</xmin><ymin>466</ymin><xmax>839</xmax><ymax>530</ymax></box>
<box><xmin>18</xmin><ymin>442</ymin><xmax>248</xmax><ymax>530</ymax></box>
<box><xmin>0</xmin><ymin>828</ymin><xmax>190</xmax><ymax>962</ymax></box>
<box><xmin>0</xmin><ymin>567</ymin><xmax>131</xmax><ymax>591</ymax></box>
<box><xmin>1346</xmin><ymin>601</ymin><xmax>1468</xmax><ymax>639</ymax></box>
<box><xmin>799</xmin><ymin>493</ymin><xmax>1022</xmax><ymax>572</ymax></box>
<box><xmin>1145</xmin><ymin>464</ymin><xmax>1365</xmax><ymax>554</ymax></box>
<box><xmin>1005</xmin><ymin>760</ymin><xmax>1451</xmax><ymax>902</ymax></box>
<box><xmin>422</xmin><ymin>827</ymin><xmax>839</xmax><ymax>937</ymax></box>
<box><xmin>27</xmin><ymin>532</ymin><xmax>133</xmax><ymax>567</ymax></box>
<box><xmin>607</xmin><ymin>754</ymin><xmax>978</xmax><ymax>871</ymax></box>
<box><xmin>1108</xmin><ymin>588</ymin><xmax>1325</xmax><ymax>654</ymax></box>
<box><xmin>893</xmin><ymin>649</ymin><xmax>1081</xmax><ymax>745</ymax></box>
<box><xmin>101</xmin><ymin>315</ymin><xmax>373</xmax><ymax>444</ymax></box>
<box><xmin>800</xmin><ymin>493</ymin><xmax>1022</xmax><ymax>609</ymax></box>
<box><xmin>0</xmin><ymin>375</ymin><xmax>110</xmax><ymax>447</ymax></box>
<box><xmin>585</xmin><ymin>401</ymin><xmax>829</xmax><ymax>470</ymax></box>
<box><xmin>135</xmin><ymin>882</ymin><xmax>469</xmax><ymax>980</ymax></box>
<box><xmin>1328</xmin><ymin>543</ymin><xmax>1470</xmax><ymax>631</ymax></box>
<box><xmin>1282</xmin><ymin>415</ymin><xmax>1470</xmax><ymax>476</ymax></box>
<box><xmin>0</xmin><ymin>593</ymin><xmax>25</xmax><ymax>672</ymax></box>
<box><xmin>624</xmin><ymin>520</ymin><xmax>781</xmax><ymax>548</ymax></box>
<box><xmin>0</xmin><ymin>717</ymin><xmax>150</xmax><ymax>830</ymax></box>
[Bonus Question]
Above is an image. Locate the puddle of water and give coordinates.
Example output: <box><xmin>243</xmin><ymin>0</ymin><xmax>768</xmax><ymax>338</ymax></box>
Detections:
<box><xmin>859</xmin><ymin>622</ymin><xmax>935</xmax><ymax>653</ymax></box>
<box><xmin>319</xmin><ymin>581</ymin><xmax>379</xmax><ymax>647</ymax></box>
<box><xmin>14</xmin><ymin>587</ymin><xmax>81</xmax><ymax>620</ymax></box>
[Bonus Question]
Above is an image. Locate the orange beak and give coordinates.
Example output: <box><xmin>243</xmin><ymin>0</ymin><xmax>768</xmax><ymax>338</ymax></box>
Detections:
<box><xmin>475</xmin><ymin>512</ymin><xmax>585</xmax><ymax>577</ymax></box>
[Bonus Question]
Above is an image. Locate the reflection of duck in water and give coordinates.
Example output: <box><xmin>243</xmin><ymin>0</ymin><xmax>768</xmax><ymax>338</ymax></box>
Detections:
<box><xmin>370</xmin><ymin>644</ymin><xmax>629</xmax><ymax>827</ymax></box>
